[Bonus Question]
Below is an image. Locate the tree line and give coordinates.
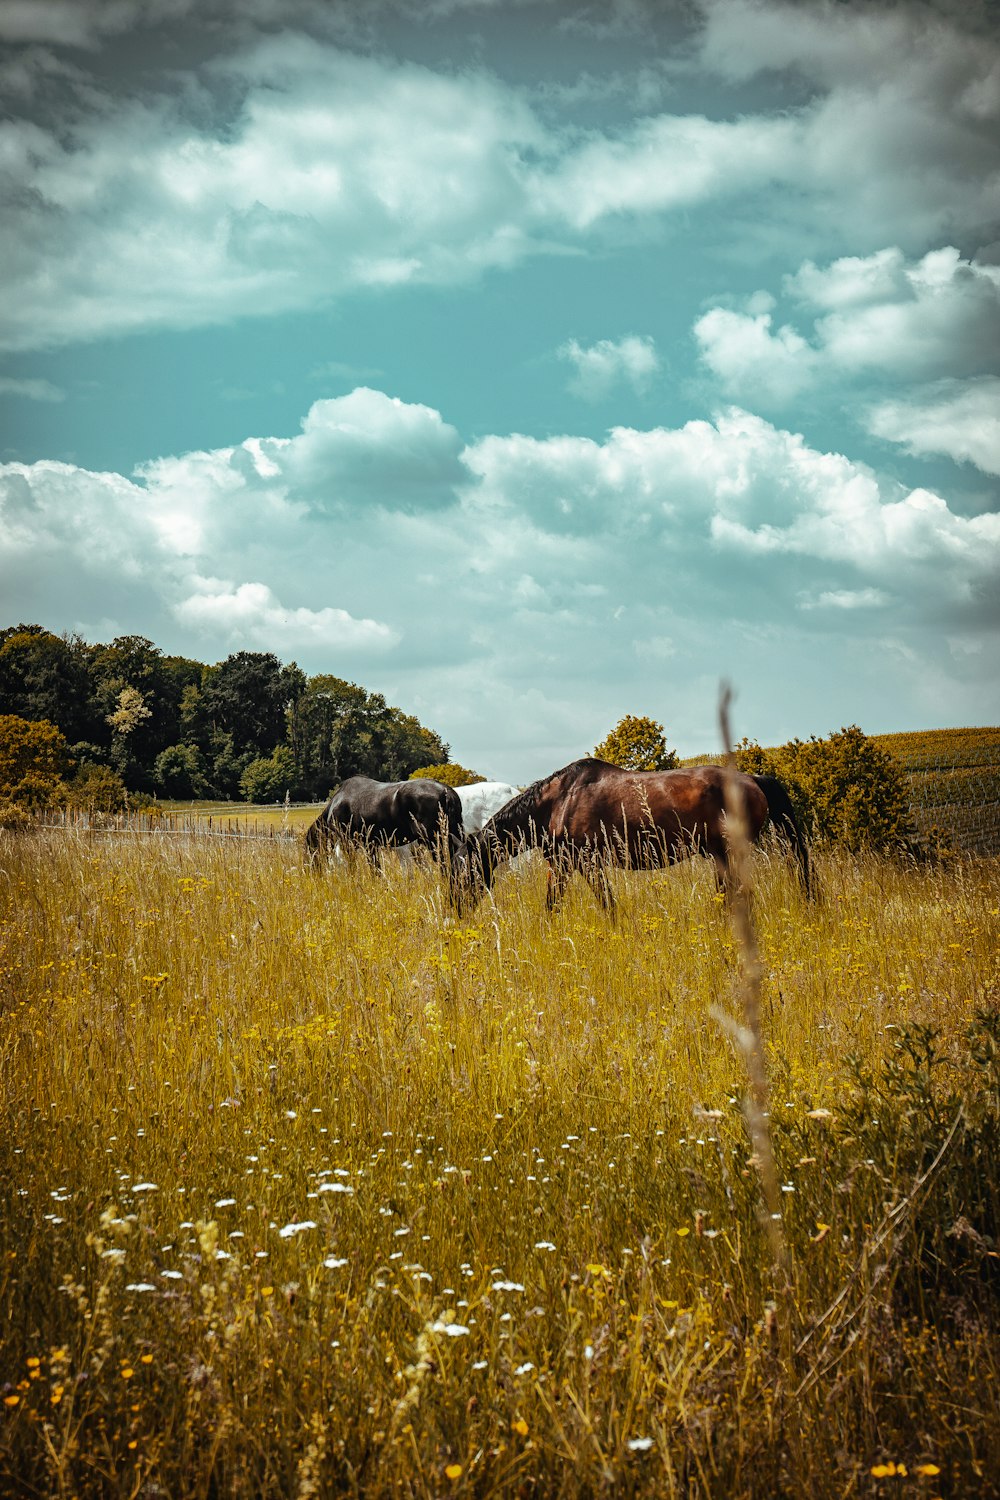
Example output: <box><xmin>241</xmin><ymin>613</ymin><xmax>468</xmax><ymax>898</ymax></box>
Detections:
<box><xmin>0</xmin><ymin>624</ymin><xmax>454</xmax><ymax>804</ymax></box>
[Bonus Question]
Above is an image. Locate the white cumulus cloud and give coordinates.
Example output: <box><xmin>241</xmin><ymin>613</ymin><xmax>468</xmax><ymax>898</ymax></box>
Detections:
<box><xmin>558</xmin><ymin>334</ymin><xmax>660</xmax><ymax>401</ymax></box>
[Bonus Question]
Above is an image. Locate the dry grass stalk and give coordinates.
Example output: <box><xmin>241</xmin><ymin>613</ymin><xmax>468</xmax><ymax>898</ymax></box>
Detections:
<box><xmin>715</xmin><ymin>684</ymin><xmax>788</xmax><ymax>1281</ymax></box>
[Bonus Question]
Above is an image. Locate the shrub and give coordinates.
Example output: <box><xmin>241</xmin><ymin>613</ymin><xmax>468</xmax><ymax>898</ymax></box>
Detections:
<box><xmin>736</xmin><ymin>725</ymin><xmax>916</xmax><ymax>852</ymax></box>
<box><xmin>64</xmin><ymin>763</ymin><xmax>130</xmax><ymax>813</ymax></box>
<box><xmin>240</xmin><ymin>745</ymin><xmax>296</xmax><ymax>802</ymax></box>
<box><xmin>410</xmin><ymin>763</ymin><xmax>485</xmax><ymax>787</ymax></box>
<box><xmin>593</xmin><ymin>714</ymin><xmax>679</xmax><ymax>771</ymax></box>
<box><xmin>0</xmin><ymin>714</ymin><xmax>72</xmax><ymax>808</ymax></box>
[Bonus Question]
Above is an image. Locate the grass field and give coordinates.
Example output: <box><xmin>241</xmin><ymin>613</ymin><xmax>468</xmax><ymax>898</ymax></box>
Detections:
<box><xmin>1</xmin><ymin>826</ymin><xmax>998</xmax><ymax>1497</ymax></box>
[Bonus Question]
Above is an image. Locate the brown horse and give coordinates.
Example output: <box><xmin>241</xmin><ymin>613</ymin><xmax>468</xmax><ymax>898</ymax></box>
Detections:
<box><xmin>453</xmin><ymin>757</ymin><xmax>810</xmax><ymax>910</ymax></box>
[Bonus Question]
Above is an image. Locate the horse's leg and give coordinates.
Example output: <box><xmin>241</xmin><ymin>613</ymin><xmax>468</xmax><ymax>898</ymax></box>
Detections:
<box><xmin>584</xmin><ymin>858</ymin><xmax>616</xmax><ymax>915</ymax></box>
<box><xmin>708</xmin><ymin>838</ymin><xmax>731</xmax><ymax>900</ymax></box>
<box><xmin>545</xmin><ymin>856</ymin><xmax>570</xmax><ymax>911</ymax></box>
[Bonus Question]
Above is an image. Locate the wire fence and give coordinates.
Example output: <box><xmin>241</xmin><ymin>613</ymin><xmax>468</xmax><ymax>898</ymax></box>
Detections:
<box><xmin>38</xmin><ymin>805</ymin><xmax>320</xmax><ymax>844</ymax></box>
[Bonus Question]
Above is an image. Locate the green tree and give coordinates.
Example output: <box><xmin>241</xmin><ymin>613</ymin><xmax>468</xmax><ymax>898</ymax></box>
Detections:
<box><xmin>202</xmin><ymin>652</ymin><xmax>305</xmax><ymax>759</ymax></box>
<box><xmin>0</xmin><ymin>625</ymin><xmax>94</xmax><ymax>742</ymax></box>
<box><xmin>154</xmin><ymin>743</ymin><xmax>210</xmax><ymax>800</ymax></box>
<box><xmin>0</xmin><ymin>715</ymin><xmax>72</xmax><ymax>809</ymax></box>
<box><xmin>410</xmin><ymin>763</ymin><xmax>484</xmax><ymax>787</ymax></box>
<box><xmin>593</xmin><ymin>714</ymin><xmax>679</xmax><ymax>771</ymax></box>
<box><xmin>240</xmin><ymin>745</ymin><xmax>296</xmax><ymax>803</ymax></box>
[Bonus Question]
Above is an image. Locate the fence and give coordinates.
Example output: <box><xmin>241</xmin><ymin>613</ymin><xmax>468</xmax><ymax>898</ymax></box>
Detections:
<box><xmin>38</xmin><ymin>804</ymin><xmax>320</xmax><ymax>843</ymax></box>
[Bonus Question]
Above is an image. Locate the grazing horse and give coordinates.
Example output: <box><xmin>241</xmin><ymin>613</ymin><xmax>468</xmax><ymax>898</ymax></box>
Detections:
<box><xmin>305</xmin><ymin>776</ymin><xmax>463</xmax><ymax>868</ymax></box>
<box><xmin>456</xmin><ymin>781</ymin><xmax>520</xmax><ymax>832</ymax></box>
<box><xmin>454</xmin><ymin>757</ymin><xmax>810</xmax><ymax>910</ymax></box>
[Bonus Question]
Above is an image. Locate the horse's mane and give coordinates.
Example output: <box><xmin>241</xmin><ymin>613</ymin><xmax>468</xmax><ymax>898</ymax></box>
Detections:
<box><xmin>486</xmin><ymin>758</ymin><xmax>610</xmax><ymax>836</ymax></box>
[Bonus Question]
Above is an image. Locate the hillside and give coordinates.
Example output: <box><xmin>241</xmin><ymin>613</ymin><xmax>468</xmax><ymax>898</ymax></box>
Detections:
<box><xmin>871</xmin><ymin>727</ymin><xmax>1000</xmax><ymax>855</ymax></box>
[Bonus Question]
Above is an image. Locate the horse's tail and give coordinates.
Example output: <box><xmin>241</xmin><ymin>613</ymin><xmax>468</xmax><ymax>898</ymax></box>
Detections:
<box><xmin>753</xmin><ymin>774</ymin><xmax>812</xmax><ymax>897</ymax></box>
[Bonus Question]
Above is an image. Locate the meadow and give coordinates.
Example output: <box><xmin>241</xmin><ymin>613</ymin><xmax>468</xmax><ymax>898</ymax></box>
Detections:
<box><xmin>1</xmin><ymin>826</ymin><xmax>998</xmax><ymax>1497</ymax></box>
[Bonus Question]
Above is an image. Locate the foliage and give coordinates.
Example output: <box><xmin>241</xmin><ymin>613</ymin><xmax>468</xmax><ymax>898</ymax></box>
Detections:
<box><xmin>239</xmin><ymin>745</ymin><xmax>296</xmax><ymax>803</ymax></box>
<box><xmin>0</xmin><ymin>626</ymin><xmax>93</xmax><ymax>743</ymax></box>
<box><xmin>0</xmin><ymin>714</ymin><xmax>72</xmax><ymax>808</ymax></box>
<box><xmin>64</xmin><ymin>764</ymin><xmax>130</xmax><ymax>813</ymax></box>
<box><xmin>0</xmin><ymin>624</ymin><xmax>451</xmax><ymax>800</ymax></box>
<box><xmin>410</xmin><ymin>763</ymin><xmax>485</xmax><ymax>787</ymax></box>
<box><xmin>735</xmin><ymin>725</ymin><xmax>916</xmax><ymax>852</ymax></box>
<box><xmin>153</xmin><ymin>743</ymin><xmax>210</xmax><ymax>800</ymax></box>
<box><xmin>0</xmin><ymin>836</ymin><xmax>997</xmax><ymax>1495</ymax></box>
<box><xmin>593</xmin><ymin>713</ymin><xmax>679</xmax><ymax>771</ymax></box>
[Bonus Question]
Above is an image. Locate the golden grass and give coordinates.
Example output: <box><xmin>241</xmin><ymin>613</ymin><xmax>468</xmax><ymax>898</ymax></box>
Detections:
<box><xmin>0</xmin><ymin>830</ymin><xmax>998</xmax><ymax>1497</ymax></box>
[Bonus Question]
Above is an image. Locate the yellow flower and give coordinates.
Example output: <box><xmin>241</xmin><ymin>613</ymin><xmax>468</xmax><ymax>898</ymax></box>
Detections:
<box><xmin>916</xmin><ymin>1464</ymin><xmax>941</xmax><ymax>1476</ymax></box>
<box><xmin>445</xmin><ymin>1464</ymin><xmax>462</xmax><ymax>1480</ymax></box>
<box><xmin>512</xmin><ymin>1419</ymin><xmax>529</xmax><ymax>1437</ymax></box>
<box><xmin>140</xmin><ymin>1354</ymin><xmax>153</xmax><ymax>1364</ymax></box>
<box><xmin>3</xmin><ymin>1395</ymin><xmax>19</xmax><ymax>1407</ymax></box>
<box><xmin>676</xmin><ymin>1227</ymin><xmax>690</xmax><ymax>1237</ymax></box>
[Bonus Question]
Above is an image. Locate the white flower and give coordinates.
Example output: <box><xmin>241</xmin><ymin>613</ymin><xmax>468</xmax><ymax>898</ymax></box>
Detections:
<box><xmin>431</xmin><ymin>1321</ymin><xmax>470</xmax><ymax>1337</ymax></box>
<box><xmin>131</xmin><ymin>1182</ymin><xmax>159</xmax><ymax>1193</ymax></box>
<box><xmin>214</xmin><ymin>1198</ymin><xmax>237</xmax><ymax>1208</ymax></box>
<box><xmin>514</xmin><ymin>1362</ymin><xmax>534</xmax><ymax>1376</ymax></box>
<box><xmin>124</xmin><ymin>1282</ymin><xmax>157</xmax><ymax>1293</ymax></box>
<box><xmin>534</xmin><ymin>1241</ymin><xmax>556</xmax><ymax>1252</ymax></box>
<box><xmin>491</xmin><ymin>1280</ymin><xmax>525</xmax><ymax>1293</ymax></box>
<box><xmin>278</xmin><ymin>1220</ymin><xmax>318</xmax><ymax>1238</ymax></box>
<box><xmin>323</xmin><ymin>1256</ymin><xmax>348</xmax><ymax>1269</ymax></box>
<box><xmin>628</xmin><ymin>1437</ymin><xmax>654</xmax><ymax>1453</ymax></box>
<box><xmin>318</xmin><ymin>1182</ymin><xmax>353</xmax><ymax>1194</ymax></box>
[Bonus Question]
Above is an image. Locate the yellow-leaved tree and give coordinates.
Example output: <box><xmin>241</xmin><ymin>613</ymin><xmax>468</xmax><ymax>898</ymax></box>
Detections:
<box><xmin>593</xmin><ymin>715</ymin><xmax>679</xmax><ymax>771</ymax></box>
<box><xmin>0</xmin><ymin>714</ymin><xmax>73</xmax><ymax>823</ymax></box>
<box><xmin>410</xmin><ymin>764</ymin><xmax>485</xmax><ymax>787</ymax></box>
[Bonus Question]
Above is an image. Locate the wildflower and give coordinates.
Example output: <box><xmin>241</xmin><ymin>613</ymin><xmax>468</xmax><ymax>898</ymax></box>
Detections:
<box><xmin>431</xmin><ymin>1321</ymin><xmax>470</xmax><ymax>1337</ymax></box>
<box><xmin>491</xmin><ymin>1281</ymin><xmax>524</xmax><ymax>1293</ymax></box>
<box><xmin>323</xmin><ymin>1257</ymin><xmax>348</xmax><ymax>1269</ymax></box>
<box><xmin>512</xmin><ymin>1418</ymin><xmax>529</xmax><ymax>1435</ymax></box>
<box><xmin>534</xmin><ymin>1241</ymin><xmax>556</xmax><ymax>1252</ymax></box>
<box><xmin>628</xmin><ymin>1437</ymin><xmax>654</xmax><ymax>1452</ymax></box>
<box><xmin>4</xmin><ymin>1395</ymin><xmax>19</xmax><ymax>1407</ymax></box>
<box><xmin>445</xmin><ymin>1464</ymin><xmax>463</xmax><ymax>1479</ymax></box>
<box><xmin>915</xmin><ymin>1464</ymin><xmax>941</xmax><ymax>1476</ymax></box>
<box><xmin>278</xmin><ymin>1221</ymin><xmax>317</xmax><ymax>1238</ymax></box>
<box><xmin>131</xmin><ymin>1183</ymin><xmax>158</xmax><ymax>1193</ymax></box>
<box><xmin>514</xmin><ymin>1362</ymin><xmax>534</xmax><ymax>1376</ymax></box>
<box><xmin>124</xmin><ymin>1283</ymin><xmax>157</xmax><ymax>1293</ymax></box>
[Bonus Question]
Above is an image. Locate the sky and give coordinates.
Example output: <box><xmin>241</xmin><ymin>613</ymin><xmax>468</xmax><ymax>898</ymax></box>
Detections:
<box><xmin>0</xmin><ymin>0</ymin><xmax>998</xmax><ymax>782</ymax></box>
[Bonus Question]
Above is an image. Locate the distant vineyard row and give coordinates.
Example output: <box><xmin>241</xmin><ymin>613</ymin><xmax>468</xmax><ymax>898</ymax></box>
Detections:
<box><xmin>870</xmin><ymin>727</ymin><xmax>1000</xmax><ymax>856</ymax></box>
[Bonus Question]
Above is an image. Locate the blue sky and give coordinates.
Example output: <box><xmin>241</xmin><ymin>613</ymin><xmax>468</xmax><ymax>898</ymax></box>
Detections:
<box><xmin>1</xmin><ymin>0</ymin><xmax>998</xmax><ymax>781</ymax></box>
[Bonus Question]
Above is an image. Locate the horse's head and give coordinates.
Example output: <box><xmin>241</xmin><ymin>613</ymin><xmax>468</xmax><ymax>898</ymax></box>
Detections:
<box><xmin>450</xmin><ymin>827</ymin><xmax>502</xmax><ymax>908</ymax></box>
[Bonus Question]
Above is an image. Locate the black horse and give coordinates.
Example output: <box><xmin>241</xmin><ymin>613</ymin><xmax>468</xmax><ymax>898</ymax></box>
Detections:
<box><xmin>305</xmin><ymin>775</ymin><xmax>463</xmax><ymax>868</ymax></box>
<box><xmin>453</xmin><ymin>758</ymin><xmax>810</xmax><ymax>909</ymax></box>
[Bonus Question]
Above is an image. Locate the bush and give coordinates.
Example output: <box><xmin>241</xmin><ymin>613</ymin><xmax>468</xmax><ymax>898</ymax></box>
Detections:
<box><xmin>410</xmin><ymin>763</ymin><xmax>485</xmax><ymax>787</ymax></box>
<box><xmin>154</xmin><ymin>743</ymin><xmax>209</xmax><ymax>800</ymax></box>
<box><xmin>240</xmin><ymin>745</ymin><xmax>296</xmax><ymax>803</ymax></box>
<box><xmin>593</xmin><ymin>714</ymin><xmax>679</xmax><ymax>771</ymax></box>
<box><xmin>0</xmin><ymin>714</ymin><xmax>72</xmax><ymax>808</ymax></box>
<box><xmin>64</xmin><ymin>763</ymin><xmax>130</xmax><ymax>813</ymax></box>
<box><xmin>735</xmin><ymin>725</ymin><xmax>916</xmax><ymax>852</ymax></box>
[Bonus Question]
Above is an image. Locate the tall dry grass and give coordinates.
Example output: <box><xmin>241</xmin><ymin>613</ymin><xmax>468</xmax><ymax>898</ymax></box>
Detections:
<box><xmin>0</xmin><ymin>827</ymin><xmax>997</xmax><ymax>1497</ymax></box>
